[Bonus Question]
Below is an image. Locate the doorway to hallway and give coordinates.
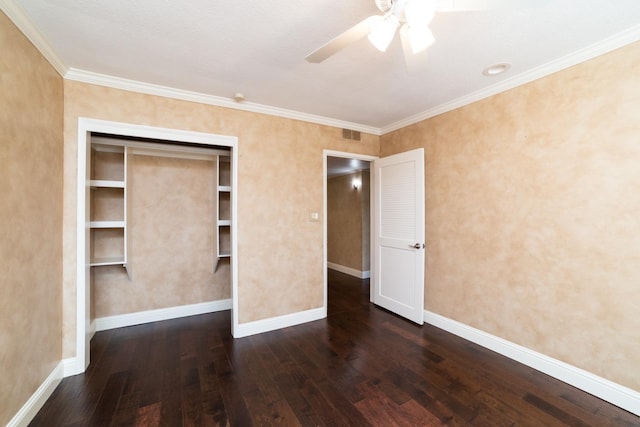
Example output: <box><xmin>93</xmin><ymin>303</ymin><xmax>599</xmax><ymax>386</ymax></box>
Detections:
<box><xmin>323</xmin><ymin>151</ymin><xmax>376</xmax><ymax>308</ymax></box>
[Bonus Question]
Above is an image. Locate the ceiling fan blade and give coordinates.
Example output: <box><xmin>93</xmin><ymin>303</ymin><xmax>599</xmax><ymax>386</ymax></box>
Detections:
<box><xmin>305</xmin><ymin>15</ymin><xmax>383</xmax><ymax>63</ymax></box>
<box><xmin>399</xmin><ymin>24</ymin><xmax>429</xmax><ymax>74</ymax></box>
<box><xmin>399</xmin><ymin>24</ymin><xmax>414</xmax><ymax>73</ymax></box>
<box><xmin>436</xmin><ymin>0</ymin><xmax>549</xmax><ymax>12</ymax></box>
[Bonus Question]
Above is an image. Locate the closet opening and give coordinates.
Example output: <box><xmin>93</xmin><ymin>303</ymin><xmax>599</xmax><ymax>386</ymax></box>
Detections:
<box><xmin>75</xmin><ymin>118</ymin><xmax>238</xmax><ymax>374</ymax></box>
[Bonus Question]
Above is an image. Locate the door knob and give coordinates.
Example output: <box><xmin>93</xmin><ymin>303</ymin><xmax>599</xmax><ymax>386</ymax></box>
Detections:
<box><xmin>410</xmin><ymin>243</ymin><xmax>424</xmax><ymax>249</ymax></box>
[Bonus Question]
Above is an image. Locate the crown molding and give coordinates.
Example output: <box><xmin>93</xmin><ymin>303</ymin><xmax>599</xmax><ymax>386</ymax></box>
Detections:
<box><xmin>1</xmin><ymin>0</ymin><xmax>68</xmax><ymax>76</ymax></box>
<box><xmin>64</xmin><ymin>68</ymin><xmax>382</xmax><ymax>136</ymax></box>
<box><xmin>381</xmin><ymin>24</ymin><xmax>640</xmax><ymax>135</ymax></box>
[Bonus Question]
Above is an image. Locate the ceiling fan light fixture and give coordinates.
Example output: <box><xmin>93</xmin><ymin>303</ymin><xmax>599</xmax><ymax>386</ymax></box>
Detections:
<box><xmin>407</xmin><ymin>24</ymin><xmax>435</xmax><ymax>54</ymax></box>
<box><xmin>405</xmin><ymin>0</ymin><xmax>437</xmax><ymax>25</ymax></box>
<box><xmin>368</xmin><ymin>13</ymin><xmax>400</xmax><ymax>52</ymax></box>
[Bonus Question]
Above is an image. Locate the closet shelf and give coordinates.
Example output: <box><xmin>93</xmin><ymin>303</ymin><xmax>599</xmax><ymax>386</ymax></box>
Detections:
<box><xmin>215</xmin><ymin>155</ymin><xmax>231</xmax><ymax>266</ymax></box>
<box><xmin>90</xmin><ymin>220</ymin><xmax>125</xmax><ymax>229</ymax></box>
<box><xmin>90</xmin><ymin>257</ymin><xmax>126</xmax><ymax>267</ymax></box>
<box><xmin>90</xmin><ymin>179</ymin><xmax>125</xmax><ymax>189</ymax></box>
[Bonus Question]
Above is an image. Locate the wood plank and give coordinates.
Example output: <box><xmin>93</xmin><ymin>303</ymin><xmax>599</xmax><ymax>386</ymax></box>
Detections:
<box><xmin>134</xmin><ymin>402</ymin><xmax>161</xmax><ymax>427</ymax></box>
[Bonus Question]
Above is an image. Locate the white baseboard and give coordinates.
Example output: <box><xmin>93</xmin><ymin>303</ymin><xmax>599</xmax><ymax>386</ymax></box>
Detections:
<box><xmin>61</xmin><ymin>357</ymin><xmax>83</xmax><ymax>377</ymax></box>
<box><xmin>95</xmin><ymin>299</ymin><xmax>232</xmax><ymax>332</ymax></box>
<box><xmin>89</xmin><ymin>319</ymin><xmax>96</xmax><ymax>340</ymax></box>
<box><xmin>234</xmin><ymin>307</ymin><xmax>326</xmax><ymax>338</ymax></box>
<box><xmin>328</xmin><ymin>262</ymin><xmax>370</xmax><ymax>279</ymax></box>
<box><xmin>7</xmin><ymin>361</ymin><xmax>64</xmax><ymax>427</ymax></box>
<box><xmin>423</xmin><ymin>310</ymin><xmax>640</xmax><ymax>416</ymax></box>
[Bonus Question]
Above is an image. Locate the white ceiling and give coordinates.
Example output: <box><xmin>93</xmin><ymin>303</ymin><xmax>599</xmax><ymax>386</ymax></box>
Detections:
<box><xmin>5</xmin><ymin>0</ymin><xmax>640</xmax><ymax>134</ymax></box>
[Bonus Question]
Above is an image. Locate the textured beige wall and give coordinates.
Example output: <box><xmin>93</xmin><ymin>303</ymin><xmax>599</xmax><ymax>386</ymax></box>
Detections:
<box><xmin>381</xmin><ymin>42</ymin><xmax>640</xmax><ymax>390</ymax></box>
<box><xmin>0</xmin><ymin>12</ymin><xmax>63</xmax><ymax>425</ymax></box>
<box><xmin>328</xmin><ymin>173</ymin><xmax>363</xmax><ymax>270</ymax></box>
<box><xmin>327</xmin><ymin>171</ymin><xmax>370</xmax><ymax>272</ymax></box>
<box><xmin>93</xmin><ymin>153</ymin><xmax>230</xmax><ymax>317</ymax></box>
<box><xmin>62</xmin><ymin>82</ymin><xmax>380</xmax><ymax>356</ymax></box>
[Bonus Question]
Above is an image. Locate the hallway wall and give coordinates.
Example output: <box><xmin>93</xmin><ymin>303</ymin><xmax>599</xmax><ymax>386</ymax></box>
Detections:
<box><xmin>327</xmin><ymin>170</ymin><xmax>370</xmax><ymax>274</ymax></box>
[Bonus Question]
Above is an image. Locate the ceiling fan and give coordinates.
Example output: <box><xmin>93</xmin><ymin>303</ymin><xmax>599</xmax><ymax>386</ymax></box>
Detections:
<box><xmin>305</xmin><ymin>0</ymin><xmax>539</xmax><ymax>67</ymax></box>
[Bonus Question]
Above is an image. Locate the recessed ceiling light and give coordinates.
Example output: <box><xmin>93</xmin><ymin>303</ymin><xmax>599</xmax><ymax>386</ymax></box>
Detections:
<box><xmin>482</xmin><ymin>62</ymin><xmax>511</xmax><ymax>77</ymax></box>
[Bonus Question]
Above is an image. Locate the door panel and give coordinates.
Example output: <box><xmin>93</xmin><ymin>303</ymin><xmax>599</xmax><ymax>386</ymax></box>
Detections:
<box><xmin>373</xmin><ymin>148</ymin><xmax>425</xmax><ymax>324</ymax></box>
<box><xmin>380</xmin><ymin>245</ymin><xmax>417</xmax><ymax>306</ymax></box>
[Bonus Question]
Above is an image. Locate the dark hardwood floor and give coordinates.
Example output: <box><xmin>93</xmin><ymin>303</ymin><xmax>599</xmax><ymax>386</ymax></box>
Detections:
<box><xmin>31</xmin><ymin>270</ymin><xmax>639</xmax><ymax>426</ymax></box>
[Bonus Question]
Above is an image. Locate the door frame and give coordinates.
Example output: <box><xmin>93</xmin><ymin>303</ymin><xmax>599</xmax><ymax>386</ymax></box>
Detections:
<box><xmin>323</xmin><ymin>150</ymin><xmax>379</xmax><ymax>307</ymax></box>
<box><xmin>74</xmin><ymin>118</ymin><xmax>238</xmax><ymax>374</ymax></box>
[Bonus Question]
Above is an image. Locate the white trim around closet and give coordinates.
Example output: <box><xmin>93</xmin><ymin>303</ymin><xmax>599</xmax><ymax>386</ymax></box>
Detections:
<box><xmin>75</xmin><ymin>118</ymin><xmax>238</xmax><ymax>375</ymax></box>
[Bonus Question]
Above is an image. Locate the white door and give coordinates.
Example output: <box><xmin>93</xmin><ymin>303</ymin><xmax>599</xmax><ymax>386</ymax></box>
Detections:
<box><xmin>372</xmin><ymin>148</ymin><xmax>425</xmax><ymax>324</ymax></box>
